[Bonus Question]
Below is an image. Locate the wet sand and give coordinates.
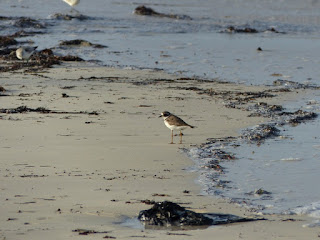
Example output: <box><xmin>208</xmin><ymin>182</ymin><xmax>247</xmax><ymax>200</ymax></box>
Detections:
<box><xmin>0</xmin><ymin>63</ymin><xmax>318</xmax><ymax>239</ymax></box>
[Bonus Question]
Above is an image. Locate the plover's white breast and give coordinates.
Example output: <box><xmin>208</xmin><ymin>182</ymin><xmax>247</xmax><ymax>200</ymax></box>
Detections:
<box><xmin>16</xmin><ymin>48</ymin><xmax>23</xmax><ymax>60</ymax></box>
<box><xmin>164</xmin><ymin>120</ymin><xmax>188</xmax><ymax>131</ymax></box>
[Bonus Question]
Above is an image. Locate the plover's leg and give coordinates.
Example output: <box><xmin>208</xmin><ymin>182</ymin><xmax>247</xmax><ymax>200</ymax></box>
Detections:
<box><xmin>170</xmin><ymin>130</ymin><xmax>174</xmax><ymax>144</ymax></box>
<box><xmin>179</xmin><ymin>130</ymin><xmax>183</xmax><ymax>144</ymax></box>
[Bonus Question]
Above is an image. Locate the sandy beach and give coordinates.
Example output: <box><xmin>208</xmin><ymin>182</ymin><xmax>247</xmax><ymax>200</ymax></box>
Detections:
<box><xmin>0</xmin><ymin>63</ymin><xmax>319</xmax><ymax>239</ymax></box>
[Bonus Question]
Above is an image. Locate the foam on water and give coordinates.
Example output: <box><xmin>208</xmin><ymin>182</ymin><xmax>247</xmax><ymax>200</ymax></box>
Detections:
<box><xmin>292</xmin><ymin>202</ymin><xmax>320</xmax><ymax>228</ymax></box>
<box><xmin>293</xmin><ymin>202</ymin><xmax>320</xmax><ymax>219</ymax></box>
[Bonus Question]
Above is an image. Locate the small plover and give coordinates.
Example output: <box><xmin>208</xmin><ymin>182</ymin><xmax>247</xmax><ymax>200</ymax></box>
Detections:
<box><xmin>160</xmin><ymin>111</ymin><xmax>194</xmax><ymax>144</ymax></box>
<box><xmin>16</xmin><ymin>46</ymin><xmax>37</xmax><ymax>63</ymax></box>
<box><xmin>62</xmin><ymin>0</ymin><xmax>80</xmax><ymax>7</ymax></box>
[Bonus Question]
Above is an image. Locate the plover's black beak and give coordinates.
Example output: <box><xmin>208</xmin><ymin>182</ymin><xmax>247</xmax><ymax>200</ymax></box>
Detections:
<box><xmin>159</xmin><ymin>115</ymin><xmax>162</xmax><ymax>118</ymax></box>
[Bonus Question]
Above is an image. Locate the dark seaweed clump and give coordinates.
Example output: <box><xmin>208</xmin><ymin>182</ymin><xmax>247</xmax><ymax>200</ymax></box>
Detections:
<box><xmin>281</xmin><ymin>110</ymin><xmax>318</xmax><ymax>126</ymax></box>
<box><xmin>222</xmin><ymin>26</ymin><xmax>285</xmax><ymax>34</ymax></box>
<box><xmin>0</xmin><ymin>106</ymin><xmax>98</xmax><ymax>115</ymax></box>
<box><xmin>0</xmin><ymin>46</ymin><xmax>84</xmax><ymax>72</ymax></box>
<box><xmin>13</xmin><ymin>17</ymin><xmax>46</xmax><ymax>29</ymax></box>
<box><xmin>273</xmin><ymin>79</ymin><xmax>320</xmax><ymax>89</ymax></box>
<box><xmin>241</xmin><ymin>124</ymin><xmax>280</xmax><ymax>142</ymax></box>
<box><xmin>50</xmin><ymin>13</ymin><xmax>90</xmax><ymax>21</ymax></box>
<box><xmin>247</xmin><ymin>102</ymin><xmax>284</xmax><ymax>118</ymax></box>
<box><xmin>226</xmin><ymin>26</ymin><xmax>258</xmax><ymax>33</ymax></box>
<box><xmin>134</xmin><ymin>5</ymin><xmax>192</xmax><ymax>20</ymax></box>
<box><xmin>0</xmin><ymin>36</ymin><xmax>17</xmax><ymax>47</ymax></box>
<box><xmin>138</xmin><ymin>201</ymin><xmax>213</xmax><ymax>227</ymax></box>
<box><xmin>60</xmin><ymin>39</ymin><xmax>107</xmax><ymax>48</ymax></box>
<box><xmin>138</xmin><ymin>201</ymin><xmax>261</xmax><ymax>228</ymax></box>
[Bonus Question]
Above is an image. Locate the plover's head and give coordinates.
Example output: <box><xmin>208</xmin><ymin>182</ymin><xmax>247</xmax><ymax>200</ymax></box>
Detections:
<box><xmin>159</xmin><ymin>111</ymin><xmax>171</xmax><ymax>119</ymax></box>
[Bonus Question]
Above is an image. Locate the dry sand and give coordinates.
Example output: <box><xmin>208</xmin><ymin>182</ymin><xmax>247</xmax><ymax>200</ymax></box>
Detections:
<box><xmin>0</xmin><ymin>63</ymin><xmax>318</xmax><ymax>239</ymax></box>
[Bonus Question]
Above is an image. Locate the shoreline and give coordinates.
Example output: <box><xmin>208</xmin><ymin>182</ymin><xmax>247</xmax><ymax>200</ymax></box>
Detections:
<box><xmin>1</xmin><ymin>63</ymin><xmax>319</xmax><ymax>239</ymax></box>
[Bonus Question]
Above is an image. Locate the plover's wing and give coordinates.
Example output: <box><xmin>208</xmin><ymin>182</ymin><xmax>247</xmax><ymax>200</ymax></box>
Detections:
<box><xmin>24</xmin><ymin>46</ymin><xmax>37</xmax><ymax>53</ymax></box>
<box><xmin>166</xmin><ymin>115</ymin><xmax>192</xmax><ymax>127</ymax></box>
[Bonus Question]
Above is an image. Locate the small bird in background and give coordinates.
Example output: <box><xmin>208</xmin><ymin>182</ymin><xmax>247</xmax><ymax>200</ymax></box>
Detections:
<box><xmin>62</xmin><ymin>0</ymin><xmax>80</xmax><ymax>7</ymax></box>
<box><xmin>160</xmin><ymin>111</ymin><xmax>194</xmax><ymax>144</ymax></box>
<box><xmin>16</xmin><ymin>46</ymin><xmax>37</xmax><ymax>63</ymax></box>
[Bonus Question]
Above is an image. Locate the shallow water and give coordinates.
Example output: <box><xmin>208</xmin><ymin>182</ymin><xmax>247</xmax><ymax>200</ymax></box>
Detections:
<box><xmin>2</xmin><ymin>0</ymin><xmax>320</xmax><ymax>84</ymax></box>
<box><xmin>187</xmin><ymin>92</ymin><xmax>320</xmax><ymax>218</ymax></box>
<box><xmin>212</xmin><ymin>97</ymin><xmax>320</xmax><ymax>212</ymax></box>
<box><xmin>2</xmin><ymin>0</ymin><xmax>320</xmax><ymax>220</ymax></box>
